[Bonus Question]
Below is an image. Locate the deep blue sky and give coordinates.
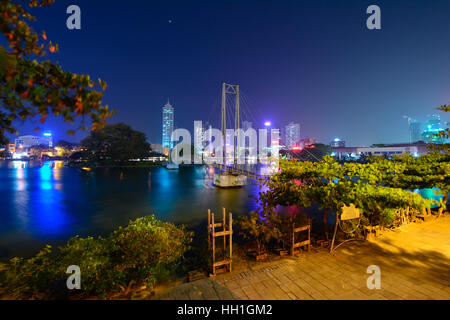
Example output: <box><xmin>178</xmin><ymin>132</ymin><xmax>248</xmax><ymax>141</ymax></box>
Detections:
<box><xmin>7</xmin><ymin>0</ymin><xmax>450</xmax><ymax>146</ymax></box>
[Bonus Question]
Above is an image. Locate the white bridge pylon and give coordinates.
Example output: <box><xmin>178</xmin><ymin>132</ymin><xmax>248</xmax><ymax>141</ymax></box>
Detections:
<box><xmin>214</xmin><ymin>83</ymin><xmax>258</xmax><ymax>187</ymax></box>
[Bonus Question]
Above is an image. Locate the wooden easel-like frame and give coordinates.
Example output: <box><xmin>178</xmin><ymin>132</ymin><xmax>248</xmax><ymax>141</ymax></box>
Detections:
<box><xmin>208</xmin><ymin>208</ymin><xmax>233</xmax><ymax>276</ymax></box>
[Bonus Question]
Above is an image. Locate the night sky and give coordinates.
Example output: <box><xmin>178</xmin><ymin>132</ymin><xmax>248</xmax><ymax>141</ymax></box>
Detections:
<box><xmin>7</xmin><ymin>0</ymin><xmax>450</xmax><ymax>146</ymax></box>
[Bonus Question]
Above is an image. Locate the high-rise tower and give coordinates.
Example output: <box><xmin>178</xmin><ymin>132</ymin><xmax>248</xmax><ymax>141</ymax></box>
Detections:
<box><xmin>162</xmin><ymin>99</ymin><xmax>174</xmax><ymax>155</ymax></box>
<box><xmin>285</xmin><ymin>122</ymin><xmax>300</xmax><ymax>148</ymax></box>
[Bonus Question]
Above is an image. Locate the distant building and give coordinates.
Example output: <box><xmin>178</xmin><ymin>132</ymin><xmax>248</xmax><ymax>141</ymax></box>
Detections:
<box><xmin>333</xmin><ymin>146</ymin><xmax>418</xmax><ymax>159</ymax></box>
<box><xmin>330</xmin><ymin>138</ymin><xmax>345</xmax><ymax>148</ymax></box>
<box><xmin>299</xmin><ymin>138</ymin><xmax>316</xmax><ymax>148</ymax></box>
<box><xmin>194</xmin><ymin>121</ymin><xmax>203</xmax><ymax>157</ymax></box>
<box><xmin>15</xmin><ymin>134</ymin><xmax>52</xmax><ymax>149</ymax></box>
<box><xmin>200</xmin><ymin>122</ymin><xmax>213</xmax><ymax>159</ymax></box>
<box><xmin>381</xmin><ymin>141</ymin><xmax>431</xmax><ymax>155</ymax></box>
<box><xmin>7</xmin><ymin>144</ymin><xmax>15</xmax><ymax>154</ymax></box>
<box><xmin>225</xmin><ymin>129</ymin><xmax>235</xmax><ymax>165</ymax></box>
<box><xmin>150</xmin><ymin>143</ymin><xmax>163</xmax><ymax>154</ymax></box>
<box><xmin>409</xmin><ymin>119</ymin><xmax>423</xmax><ymax>143</ymax></box>
<box><xmin>332</xmin><ymin>141</ymin><xmax>433</xmax><ymax>160</ymax></box>
<box><xmin>242</xmin><ymin>121</ymin><xmax>252</xmax><ymax>132</ymax></box>
<box><xmin>285</xmin><ymin>122</ymin><xmax>300</xmax><ymax>148</ymax></box>
<box><xmin>357</xmin><ymin>146</ymin><xmax>419</xmax><ymax>157</ymax></box>
<box><xmin>422</xmin><ymin>114</ymin><xmax>446</xmax><ymax>144</ymax></box>
<box><xmin>162</xmin><ymin>100</ymin><xmax>174</xmax><ymax>154</ymax></box>
<box><xmin>203</xmin><ymin>122</ymin><xmax>213</xmax><ymax>143</ymax></box>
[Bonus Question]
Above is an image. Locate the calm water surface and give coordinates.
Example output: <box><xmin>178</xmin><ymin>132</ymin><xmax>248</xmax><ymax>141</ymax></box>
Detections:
<box><xmin>0</xmin><ymin>161</ymin><xmax>442</xmax><ymax>260</ymax></box>
<box><xmin>0</xmin><ymin>161</ymin><xmax>259</xmax><ymax>260</ymax></box>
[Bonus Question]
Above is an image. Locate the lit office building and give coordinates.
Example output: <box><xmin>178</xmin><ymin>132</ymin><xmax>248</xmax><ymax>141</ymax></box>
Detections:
<box><xmin>194</xmin><ymin>121</ymin><xmax>204</xmax><ymax>157</ymax></box>
<box><xmin>409</xmin><ymin>119</ymin><xmax>423</xmax><ymax>143</ymax></box>
<box><xmin>422</xmin><ymin>114</ymin><xmax>445</xmax><ymax>144</ymax></box>
<box><xmin>162</xmin><ymin>100</ymin><xmax>174</xmax><ymax>155</ymax></box>
<box><xmin>285</xmin><ymin>122</ymin><xmax>300</xmax><ymax>148</ymax></box>
<box><xmin>202</xmin><ymin>122</ymin><xmax>213</xmax><ymax>143</ymax></box>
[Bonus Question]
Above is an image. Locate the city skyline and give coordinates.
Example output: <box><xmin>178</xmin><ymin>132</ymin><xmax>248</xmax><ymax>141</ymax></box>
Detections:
<box><xmin>7</xmin><ymin>100</ymin><xmax>448</xmax><ymax>148</ymax></box>
<box><xmin>3</xmin><ymin>0</ymin><xmax>450</xmax><ymax>147</ymax></box>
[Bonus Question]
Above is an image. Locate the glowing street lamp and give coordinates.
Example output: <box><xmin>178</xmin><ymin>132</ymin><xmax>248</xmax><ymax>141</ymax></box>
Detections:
<box><xmin>264</xmin><ymin>121</ymin><xmax>271</xmax><ymax>127</ymax></box>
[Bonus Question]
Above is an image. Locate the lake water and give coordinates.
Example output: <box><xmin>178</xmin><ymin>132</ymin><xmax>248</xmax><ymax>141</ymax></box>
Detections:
<box><xmin>0</xmin><ymin>161</ymin><xmax>260</xmax><ymax>260</ymax></box>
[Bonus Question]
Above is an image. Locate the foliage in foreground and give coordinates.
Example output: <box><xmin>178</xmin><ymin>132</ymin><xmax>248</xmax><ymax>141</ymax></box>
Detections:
<box><xmin>264</xmin><ymin>153</ymin><xmax>446</xmax><ymax>222</ymax></box>
<box><xmin>0</xmin><ymin>216</ymin><xmax>193</xmax><ymax>299</ymax></box>
<box><xmin>237</xmin><ymin>210</ymin><xmax>278</xmax><ymax>255</ymax></box>
<box><xmin>239</xmin><ymin>152</ymin><xmax>448</xmax><ymax>252</ymax></box>
<box><xmin>0</xmin><ymin>0</ymin><xmax>114</xmax><ymax>144</ymax></box>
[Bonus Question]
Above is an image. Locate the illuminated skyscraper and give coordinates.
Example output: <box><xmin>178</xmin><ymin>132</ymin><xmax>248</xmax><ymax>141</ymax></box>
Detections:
<box><xmin>162</xmin><ymin>99</ymin><xmax>174</xmax><ymax>154</ymax></box>
<box><xmin>409</xmin><ymin>119</ymin><xmax>423</xmax><ymax>143</ymax></box>
<box><xmin>243</xmin><ymin>121</ymin><xmax>252</xmax><ymax>131</ymax></box>
<box><xmin>422</xmin><ymin>114</ymin><xmax>445</xmax><ymax>144</ymax></box>
<box><xmin>285</xmin><ymin>122</ymin><xmax>300</xmax><ymax>148</ymax></box>
<box><xmin>194</xmin><ymin>121</ymin><xmax>203</xmax><ymax>158</ymax></box>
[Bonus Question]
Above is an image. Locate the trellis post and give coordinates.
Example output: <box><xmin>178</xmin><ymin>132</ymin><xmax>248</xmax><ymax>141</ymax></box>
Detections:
<box><xmin>208</xmin><ymin>208</ymin><xmax>233</xmax><ymax>276</ymax></box>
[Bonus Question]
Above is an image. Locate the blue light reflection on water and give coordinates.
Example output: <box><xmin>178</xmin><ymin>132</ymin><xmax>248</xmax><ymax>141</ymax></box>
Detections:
<box><xmin>0</xmin><ymin>162</ymin><xmax>260</xmax><ymax>260</ymax></box>
<box><xmin>0</xmin><ymin>161</ymin><xmax>75</xmax><ymax>259</ymax></box>
<box><xmin>12</xmin><ymin>162</ymin><xmax>29</xmax><ymax>232</ymax></box>
<box><xmin>9</xmin><ymin>162</ymin><xmax>71</xmax><ymax>238</ymax></box>
<box><xmin>31</xmin><ymin>162</ymin><xmax>69</xmax><ymax>236</ymax></box>
<box><xmin>39</xmin><ymin>162</ymin><xmax>53</xmax><ymax>190</ymax></box>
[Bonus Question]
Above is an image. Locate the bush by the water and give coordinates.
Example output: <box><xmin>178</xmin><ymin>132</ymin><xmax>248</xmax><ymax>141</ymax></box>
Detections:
<box><xmin>0</xmin><ymin>216</ymin><xmax>193</xmax><ymax>299</ymax></box>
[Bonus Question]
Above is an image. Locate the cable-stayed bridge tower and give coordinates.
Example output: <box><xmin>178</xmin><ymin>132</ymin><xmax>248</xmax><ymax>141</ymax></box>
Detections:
<box><xmin>214</xmin><ymin>83</ymin><xmax>247</xmax><ymax>187</ymax></box>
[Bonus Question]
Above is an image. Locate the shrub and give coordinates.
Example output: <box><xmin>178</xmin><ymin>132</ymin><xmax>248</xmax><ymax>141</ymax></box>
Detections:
<box><xmin>57</xmin><ymin>236</ymin><xmax>113</xmax><ymax>296</ymax></box>
<box><xmin>0</xmin><ymin>216</ymin><xmax>193</xmax><ymax>299</ymax></box>
<box><xmin>238</xmin><ymin>210</ymin><xmax>278</xmax><ymax>255</ymax></box>
<box><xmin>0</xmin><ymin>245</ymin><xmax>60</xmax><ymax>299</ymax></box>
<box><xmin>379</xmin><ymin>208</ymin><xmax>400</xmax><ymax>227</ymax></box>
<box><xmin>108</xmin><ymin>216</ymin><xmax>193</xmax><ymax>289</ymax></box>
